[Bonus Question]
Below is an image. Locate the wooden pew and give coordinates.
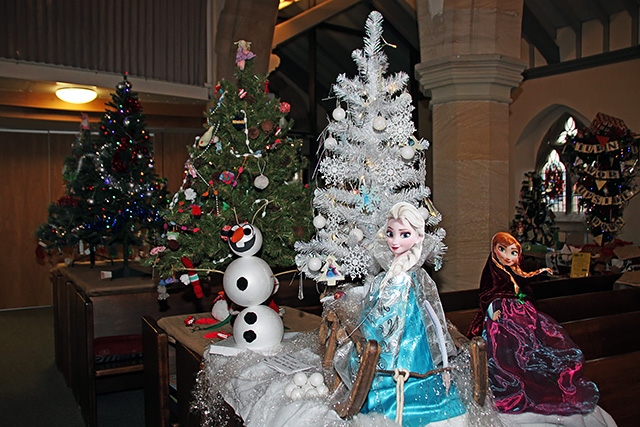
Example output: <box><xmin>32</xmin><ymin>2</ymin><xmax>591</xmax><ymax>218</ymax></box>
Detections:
<box><xmin>560</xmin><ymin>310</ymin><xmax>640</xmax><ymax>360</ymax></box>
<box><xmin>584</xmin><ymin>351</ymin><xmax>640</xmax><ymax>427</ymax></box>
<box><xmin>440</xmin><ymin>273</ymin><xmax>622</xmax><ymax>313</ymax></box>
<box><xmin>446</xmin><ymin>287</ymin><xmax>640</xmax><ymax>334</ymax></box>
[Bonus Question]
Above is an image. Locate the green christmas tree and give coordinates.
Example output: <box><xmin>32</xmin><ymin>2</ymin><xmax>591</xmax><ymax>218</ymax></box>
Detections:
<box><xmin>562</xmin><ymin>113</ymin><xmax>639</xmax><ymax>245</ymax></box>
<box><xmin>36</xmin><ymin>114</ymin><xmax>110</xmax><ymax>264</ymax></box>
<box><xmin>93</xmin><ymin>75</ymin><xmax>168</xmax><ymax>275</ymax></box>
<box><xmin>510</xmin><ymin>171</ymin><xmax>558</xmax><ymax>248</ymax></box>
<box><xmin>146</xmin><ymin>43</ymin><xmax>313</xmax><ymax>287</ymax></box>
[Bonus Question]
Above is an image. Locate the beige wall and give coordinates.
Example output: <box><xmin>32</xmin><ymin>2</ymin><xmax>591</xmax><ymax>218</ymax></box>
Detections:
<box><xmin>0</xmin><ymin>128</ymin><xmax>200</xmax><ymax>310</ymax></box>
<box><xmin>510</xmin><ymin>58</ymin><xmax>640</xmax><ymax>245</ymax></box>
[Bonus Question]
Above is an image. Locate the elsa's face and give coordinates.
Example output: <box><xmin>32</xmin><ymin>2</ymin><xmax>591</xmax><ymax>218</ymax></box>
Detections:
<box><xmin>386</xmin><ymin>218</ymin><xmax>420</xmax><ymax>257</ymax></box>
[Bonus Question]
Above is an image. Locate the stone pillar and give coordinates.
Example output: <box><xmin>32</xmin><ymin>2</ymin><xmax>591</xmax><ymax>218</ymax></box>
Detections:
<box><xmin>414</xmin><ymin>0</ymin><xmax>526</xmax><ymax>291</ymax></box>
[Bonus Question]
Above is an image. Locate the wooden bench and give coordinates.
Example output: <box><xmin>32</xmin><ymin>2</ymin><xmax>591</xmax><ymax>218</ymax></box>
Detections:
<box><xmin>52</xmin><ymin>263</ymin><xmax>201</xmax><ymax>427</ymax></box>
<box><xmin>445</xmin><ymin>287</ymin><xmax>640</xmax><ymax>335</ymax></box>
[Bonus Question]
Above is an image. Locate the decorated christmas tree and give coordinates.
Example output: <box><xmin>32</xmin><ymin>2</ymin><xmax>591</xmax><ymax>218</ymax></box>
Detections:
<box><xmin>510</xmin><ymin>171</ymin><xmax>558</xmax><ymax>248</ymax></box>
<box><xmin>562</xmin><ymin>113</ymin><xmax>639</xmax><ymax>245</ymax></box>
<box><xmin>37</xmin><ymin>79</ymin><xmax>167</xmax><ymax>273</ymax></box>
<box><xmin>295</xmin><ymin>11</ymin><xmax>444</xmax><ymax>285</ymax></box>
<box><xmin>145</xmin><ymin>42</ymin><xmax>313</xmax><ymax>291</ymax></box>
<box><xmin>36</xmin><ymin>114</ymin><xmax>110</xmax><ymax>264</ymax></box>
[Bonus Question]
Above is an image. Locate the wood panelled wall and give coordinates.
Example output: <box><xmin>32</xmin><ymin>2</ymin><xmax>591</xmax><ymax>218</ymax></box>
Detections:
<box><xmin>0</xmin><ymin>128</ymin><xmax>200</xmax><ymax>310</ymax></box>
<box><xmin>1</xmin><ymin>0</ymin><xmax>207</xmax><ymax>86</ymax></box>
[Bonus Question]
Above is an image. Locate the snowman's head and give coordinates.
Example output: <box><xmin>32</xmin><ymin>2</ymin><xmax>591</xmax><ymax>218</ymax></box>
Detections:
<box><xmin>233</xmin><ymin>305</ymin><xmax>284</xmax><ymax>350</ymax></box>
<box><xmin>227</xmin><ymin>223</ymin><xmax>263</xmax><ymax>257</ymax></box>
<box><xmin>223</xmin><ymin>256</ymin><xmax>274</xmax><ymax>307</ymax></box>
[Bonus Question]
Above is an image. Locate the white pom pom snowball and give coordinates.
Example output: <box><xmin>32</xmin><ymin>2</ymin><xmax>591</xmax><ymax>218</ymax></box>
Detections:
<box><xmin>289</xmin><ymin>387</ymin><xmax>303</xmax><ymax>400</ymax></box>
<box><xmin>316</xmin><ymin>384</ymin><xmax>329</xmax><ymax>396</ymax></box>
<box><xmin>284</xmin><ymin>382</ymin><xmax>298</xmax><ymax>397</ymax></box>
<box><xmin>293</xmin><ymin>372</ymin><xmax>308</xmax><ymax>386</ymax></box>
<box><xmin>308</xmin><ymin>372</ymin><xmax>324</xmax><ymax>387</ymax></box>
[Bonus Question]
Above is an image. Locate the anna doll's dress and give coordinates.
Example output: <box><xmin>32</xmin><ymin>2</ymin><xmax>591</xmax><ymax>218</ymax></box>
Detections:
<box><xmin>359</xmin><ymin>270</ymin><xmax>466</xmax><ymax>426</ymax></box>
<box><xmin>468</xmin><ymin>256</ymin><xmax>599</xmax><ymax>416</ymax></box>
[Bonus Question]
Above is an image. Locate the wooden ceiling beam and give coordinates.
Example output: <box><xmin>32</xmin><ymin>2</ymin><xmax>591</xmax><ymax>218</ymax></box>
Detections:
<box><xmin>522</xmin><ymin>4</ymin><xmax>560</xmax><ymax>64</ymax></box>
<box><xmin>272</xmin><ymin>0</ymin><xmax>362</xmax><ymax>48</ymax></box>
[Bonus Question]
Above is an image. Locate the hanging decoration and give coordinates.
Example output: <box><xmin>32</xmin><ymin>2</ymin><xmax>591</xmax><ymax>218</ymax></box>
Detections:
<box><xmin>562</xmin><ymin>112</ymin><xmax>640</xmax><ymax>244</ymax></box>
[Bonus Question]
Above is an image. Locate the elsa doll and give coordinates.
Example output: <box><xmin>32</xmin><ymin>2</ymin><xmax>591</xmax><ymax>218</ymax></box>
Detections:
<box><xmin>350</xmin><ymin>202</ymin><xmax>466</xmax><ymax>426</ymax></box>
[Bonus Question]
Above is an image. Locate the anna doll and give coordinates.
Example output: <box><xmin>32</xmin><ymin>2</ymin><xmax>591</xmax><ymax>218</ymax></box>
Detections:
<box><xmin>467</xmin><ymin>232</ymin><xmax>599</xmax><ymax>416</ymax></box>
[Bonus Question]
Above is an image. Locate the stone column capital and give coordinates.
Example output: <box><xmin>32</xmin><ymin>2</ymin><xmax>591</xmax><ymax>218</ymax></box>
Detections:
<box><xmin>415</xmin><ymin>54</ymin><xmax>526</xmax><ymax>106</ymax></box>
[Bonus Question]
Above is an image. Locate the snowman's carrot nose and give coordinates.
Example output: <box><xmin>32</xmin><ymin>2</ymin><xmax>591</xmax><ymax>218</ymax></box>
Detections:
<box><xmin>231</xmin><ymin>227</ymin><xmax>245</xmax><ymax>243</ymax></box>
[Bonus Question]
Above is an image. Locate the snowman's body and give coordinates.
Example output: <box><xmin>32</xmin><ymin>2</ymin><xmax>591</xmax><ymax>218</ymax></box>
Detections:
<box><xmin>222</xmin><ymin>223</ymin><xmax>284</xmax><ymax>350</ymax></box>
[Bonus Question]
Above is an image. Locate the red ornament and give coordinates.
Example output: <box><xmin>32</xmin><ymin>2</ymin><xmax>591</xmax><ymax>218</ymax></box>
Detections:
<box><xmin>279</xmin><ymin>102</ymin><xmax>290</xmax><ymax>114</ymax></box>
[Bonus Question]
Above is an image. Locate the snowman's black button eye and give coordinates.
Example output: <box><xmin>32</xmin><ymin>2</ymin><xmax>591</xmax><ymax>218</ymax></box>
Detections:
<box><xmin>244</xmin><ymin>227</ymin><xmax>252</xmax><ymax>235</ymax></box>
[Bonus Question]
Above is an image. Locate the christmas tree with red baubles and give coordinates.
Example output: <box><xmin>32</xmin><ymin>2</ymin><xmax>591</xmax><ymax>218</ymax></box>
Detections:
<box><xmin>37</xmin><ymin>76</ymin><xmax>168</xmax><ymax>275</ymax></box>
<box><xmin>36</xmin><ymin>114</ymin><xmax>110</xmax><ymax>264</ymax></box>
<box><xmin>145</xmin><ymin>42</ymin><xmax>313</xmax><ymax>295</ymax></box>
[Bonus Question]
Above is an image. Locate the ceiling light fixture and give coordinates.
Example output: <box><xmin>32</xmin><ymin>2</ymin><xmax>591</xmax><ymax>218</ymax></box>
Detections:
<box><xmin>55</xmin><ymin>87</ymin><xmax>98</xmax><ymax>104</ymax></box>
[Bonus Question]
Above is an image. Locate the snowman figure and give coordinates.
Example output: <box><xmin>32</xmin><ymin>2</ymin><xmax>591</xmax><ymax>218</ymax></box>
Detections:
<box><xmin>222</xmin><ymin>223</ymin><xmax>284</xmax><ymax>350</ymax></box>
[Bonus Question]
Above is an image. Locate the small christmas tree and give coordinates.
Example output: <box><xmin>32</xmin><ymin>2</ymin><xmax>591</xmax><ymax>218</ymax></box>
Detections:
<box><xmin>562</xmin><ymin>113</ymin><xmax>639</xmax><ymax>245</ymax></box>
<box><xmin>36</xmin><ymin>114</ymin><xmax>110</xmax><ymax>264</ymax></box>
<box><xmin>510</xmin><ymin>171</ymin><xmax>558</xmax><ymax>248</ymax></box>
<box><xmin>295</xmin><ymin>11</ymin><xmax>444</xmax><ymax>285</ymax></box>
<box><xmin>146</xmin><ymin>42</ymin><xmax>313</xmax><ymax>285</ymax></box>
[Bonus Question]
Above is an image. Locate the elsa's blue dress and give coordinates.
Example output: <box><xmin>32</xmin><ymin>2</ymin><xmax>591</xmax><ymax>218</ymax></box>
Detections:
<box><xmin>357</xmin><ymin>269</ymin><xmax>466</xmax><ymax>426</ymax></box>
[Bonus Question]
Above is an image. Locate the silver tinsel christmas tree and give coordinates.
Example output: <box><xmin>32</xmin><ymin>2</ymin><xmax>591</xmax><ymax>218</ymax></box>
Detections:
<box><xmin>295</xmin><ymin>11</ymin><xmax>444</xmax><ymax>284</ymax></box>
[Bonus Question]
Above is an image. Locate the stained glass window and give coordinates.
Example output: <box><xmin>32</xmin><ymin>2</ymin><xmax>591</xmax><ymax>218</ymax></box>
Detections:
<box><xmin>536</xmin><ymin>115</ymin><xmax>583</xmax><ymax>214</ymax></box>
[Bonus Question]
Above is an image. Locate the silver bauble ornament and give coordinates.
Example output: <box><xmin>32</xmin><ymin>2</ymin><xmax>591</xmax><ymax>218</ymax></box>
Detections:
<box><xmin>349</xmin><ymin>228</ymin><xmax>364</xmax><ymax>242</ymax></box>
<box><xmin>324</xmin><ymin>137</ymin><xmax>338</xmax><ymax>150</ymax></box>
<box><xmin>254</xmin><ymin>174</ymin><xmax>269</xmax><ymax>189</ymax></box>
<box><xmin>313</xmin><ymin>215</ymin><xmax>326</xmax><ymax>229</ymax></box>
<box><xmin>400</xmin><ymin>145</ymin><xmax>416</xmax><ymax>160</ymax></box>
<box><xmin>332</xmin><ymin>107</ymin><xmax>346</xmax><ymax>121</ymax></box>
<box><xmin>372</xmin><ymin>116</ymin><xmax>387</xmax><ymax>131</ymax></box>
<box><xmin>307</xmin><ymin>257</ymin><xmax>322</xmax><ymax>272</ymax></box>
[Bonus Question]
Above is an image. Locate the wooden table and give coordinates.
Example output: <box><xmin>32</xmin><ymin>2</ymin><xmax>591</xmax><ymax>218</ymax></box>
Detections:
<box><xmin>143</xmin><ymin>307</ymin><xmax>322</xmax><ymax>427</ymax></box>
<box><xmin>51</xmin><ymin>262</ymin><xmax>201</xmax><ymax>427</ymax></box>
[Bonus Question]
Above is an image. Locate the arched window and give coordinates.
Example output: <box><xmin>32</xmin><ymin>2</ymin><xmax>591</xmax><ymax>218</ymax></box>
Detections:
<box><xmin>536</xmin><ymin>114</ymin><xmax>584</xmax><ymax>215</ymax></box>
